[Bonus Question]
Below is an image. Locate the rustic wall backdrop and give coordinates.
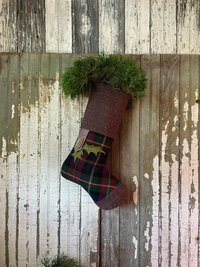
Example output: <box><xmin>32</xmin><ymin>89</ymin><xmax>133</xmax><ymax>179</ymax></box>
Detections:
<box><xmin>0</xmin><ymin>1</ymin><xmax>200</xmax><ymax>267</ymax></box>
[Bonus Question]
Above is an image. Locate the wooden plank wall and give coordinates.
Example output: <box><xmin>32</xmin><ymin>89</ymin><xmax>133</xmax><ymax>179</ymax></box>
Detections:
<box><xmin>0</xmin><ymin>53</ymin><xmax>199</xmax><ymax>267</ymax></box>
<box><xmin>0</xmin><ymin>0</ymin><xmax>200</xmax><ymax>54</ymax></box>
<box><xmin>0</xmin><ymin>1</ymin><xmax>200</xmax><ymax>267</ymax></box>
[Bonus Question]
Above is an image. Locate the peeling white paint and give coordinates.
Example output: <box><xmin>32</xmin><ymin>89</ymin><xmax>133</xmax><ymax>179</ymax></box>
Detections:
<box><xmin>174</xmin><ymin>93</ymin><xmax>179</xmax><ymax>108</ymax></box>
<box><xmin>144</xmin><ymin>173</ymin><xmax>149</xmax><ymax>179</ymax></box>
<box><xmin>132</xmin><ymin>175</ymin><xmax>138</xmax><ymax>205</ymax></box>
<box><xmin>144</xmin><ymin>221</ymin><xmax>150</xmax><ymax>251</ymax></box>
<box><xmin>1</xmin><ymin>137</ymin><xmax>7</xmax><ymax>158</ymax></box>
<box><xmin>182</xmin><ymin>138</ymin><xmax>190</xmax><ymax>155</ymax></box>
<box><xmin>55</xmin><ymin>72</ymin><xmax>59</xmax><ymax>81</ymax></box>
<box><xmin>11</xmin><ymin>104</ymin><xmax>15</xmax><ymax>119</ymax></box>
<box><xmin>161</xmin><ymin>118</ymin><xmax>170</xmax><ymax>266</ymax></box>
<box><xmin>176</xmin><ymin>137</ymin><xmax>179</xmax><ymax>146</ymax></box>
<box><xmin>169</xmin><ymin>152</ymin><xmax>179</xmax><ymax>267</ymax></box>
<box><xmin>189</xmin><ymin>90</ymin><xmax>199</xmax><ymax>266</ymax></box>
<box><xmin>183</xmin><ymin>101</ymin><xmax>189</xmax><ymax>131</ymax></box>
<box><xmin>172</xmin><ymin>115</ymin><xmax>178</xmax><ymax>132</ymax></box>
<box><xmin>162</xmin><ymin>120</ymin><xmax>169</xmax><ymax>152</ymax></box>
<box><xmin>151</xmin><ymin>155</ymin><xmax>159</xmax><ymax>266</ymax></box>
<box><xmin>132</xmin><ymin>236</ymin><xmax>138</xmax><ymax>259</ymax></box>
<box><xmin>191</xmin><ymin>90</ymin><xmax>198</xmax><ymax>127</ymax></box>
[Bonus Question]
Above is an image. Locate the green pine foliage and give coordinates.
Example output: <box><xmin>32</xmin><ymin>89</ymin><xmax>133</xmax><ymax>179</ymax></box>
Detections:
<box><xmin>41</xmin><ymin>254</ymin><xmax>81</xmax><ymax>267</ymax></box>
<box><xmin>60</xmin><ymin>54</ymin><xmax>147</xmax><ymax>99</ymax></box>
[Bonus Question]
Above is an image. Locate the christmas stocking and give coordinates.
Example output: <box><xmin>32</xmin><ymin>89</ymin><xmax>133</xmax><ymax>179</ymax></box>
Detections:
<box><xmin>61</xmin><ymin>83</ymin><xmax>129</xmax><ymax>210</ymax></box>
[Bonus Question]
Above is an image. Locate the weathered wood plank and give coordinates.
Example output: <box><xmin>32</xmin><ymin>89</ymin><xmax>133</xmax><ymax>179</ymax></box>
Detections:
<box><xmin>59</xmin><ymin>54</ymin><xmax>81</xmax><ymax>260</ymax></box>
<box><xmin>125</xmin><ymin>0</ymin><xmax>150</xmax><ymax>54</ymax></box>
<box><xmin>188</xmin><ymin>55</ymin><xmax>199</xmax><ymax>267</ymax></box>
<box><xmin>79</xmin><ymin>95</ymin><xmax>100</xmax><ymax>267</ymax></box>
<box><xmin>6</xmin><ymin>54</ymin><xmax>20</xmax><ymax>267</ymax></box>
<box><xmin>17</xmin><ymin>54</ymin><xmax>41</xmax><ymax>266</ymax></box>
<box><xmin>118</xmin><ymin>55</ymin><xmax>141</xmax><ymax>267</ymax></box>
<box><xmin>99</xmin><ymin>0</ymin><xmax>125</xmax><ymax>53</ymax></box>
<box><xmin>80</xmin><ymin>192</ymin><xmax>99</xmax><ymax>267</ymax></box>
<box><xmin>0</xmin><ymin>55</ymin><xmax>9</xmax><ymax>155</ymax></box>
<box><xmin>60</xmin><ymin>54</ymin><xmax>81</xmax><ymax>260</ymax></box>
<box><xmin>0</xmin><ymin>54</ymin><xmax>9</xmax><ymax>267</ymax></box>
<box><xmin>149</xmin><ymin>54</ymin><xmax>161</xmax><ymax>267</ymax></box>
<box><xmin>177</xmin><ymin>0</ymin><xmax>200</xmax><ymax>54</ymax></box>
<box><xmin>160</xmin><ymin>55</ymin><xmax>180</xmax><ymax>266</ymax></box>
<box><xmin>151</xmin><ymin>0</ymin><xmax>176</xmax><ymax>53</ymax></box>
<box><xmin>26</xmin><ymin>54</ymin><xmax>40</xmax><ymax>265</ymax></box>
<box><xmin>46</xmin><ymin>54</ymin><xmax>61</xmax><ymax>256</ymax></box>
<box><xmin>17</xmin><ymin>0</ymin><xmax>45</xmax><ymax>52</ymax></box>
<box><xmin>189</xmin><ymin>2</ymin><xmax>200</xmax><ymax>54</ymax></box>
<box><xmin>38</xmin><ymin>53</ymin><xmax>51</xmax><ymax>260</ymax></box>
<box><xmin>139</xmin><ymin>55</ymin><xmax>155</xmax><ymax>267</ymax></box>
<box><xmin>178</xmin><ymin>55</ymin><xmax>199</xmax><ymax>266</ymax></box>
<box><xmin>45</xmin><ymin>0</ymin><xmax>72</xmax><ymax>52</ymax></box>
<box><xmin>177</xmin><ymin>1</ymin><xmax>190</xmax><ymax>53</ymax></box>
<box><xmin>101</xmin><ymin>131</ymin><xmax>120</xmax><ymax>267</ymax></box>
<box><xmin>179</xmin><ymin>55</ymin><xmax>190</xmax><ymax>266</ymax></box>
<box><xmin>18</xmin><ymin>53</ymin><xmax>31</xmax><ymax>267</ymax></box>
<box><xmin>72</xmin><ymin>0</ymin><xmax>99</xmax><ymax>53</ymax></box>
<box><xmin>102</xmin><ymin>132</ymin><xmax>122</xmax><ymax>267</ymax></box>
<box><xmin>0</xmin><ymin>0</ymin><xmax>17</xmax><ymax>52</ymax></box>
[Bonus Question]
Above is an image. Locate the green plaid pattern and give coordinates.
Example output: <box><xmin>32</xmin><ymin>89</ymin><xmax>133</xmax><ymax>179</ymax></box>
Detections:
<box><xmin>61</xmin><ymin>130</ymin><xmax>125</xmax><ymax>208</ymax></box>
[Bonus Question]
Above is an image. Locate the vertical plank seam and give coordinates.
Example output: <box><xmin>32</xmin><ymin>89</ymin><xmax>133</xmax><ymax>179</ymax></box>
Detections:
<box><xmin>57</xmin><ymin>53</ymin><xmax>62</xmax><ymax>255</ymax></box>
<box><xmin>149</xmin><ymin>0</ymin><xmax>152</xmax><ymax>54</ymax></box>
<box><xmin>158</xmin><ymin>54</ymin><xmax>162</xmax><ymax>267</ymax></box>
<box><xmin>72</xmin><ymin>0</ymin><xmax>76</xmax><ymax>53</ymax></box>
<box><xmin>138</xmin><ymin>54</ymin><xmax>142</xmax><ymax>267</ymax></box>
<box><xmin>16</xmin><ymin>53</ymin><xmax>21</xmax><ymax>267</ymax></box>
<box><xmin>198</xmin><ymin>54</ymin><xmax>200</xmax><ymax>267</ymax></box>
<box><xmin>5</xmin><ymin>54</ymin><xmax>9</xmax><ymax>267</ymax></box>
<box><xmin>36</xmin><ymin>53</ymin><xmax>41</xmax><ymax>262</ymax></box>
<box><xmin>178</xmin><ymin>54</ymin><xmax>181</xmax><ymax>266</ymax></box>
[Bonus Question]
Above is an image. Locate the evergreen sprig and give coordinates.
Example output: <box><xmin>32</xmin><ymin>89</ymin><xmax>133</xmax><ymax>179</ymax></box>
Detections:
<box><xmin>41</xmin><ymin>254</ymin><xmax>81</xmax><ymax>267</ymax></box>
<box><xmin>60</xmin><ymin>54</ymin><xmax>147</xmax><ymax>99</ymax></box>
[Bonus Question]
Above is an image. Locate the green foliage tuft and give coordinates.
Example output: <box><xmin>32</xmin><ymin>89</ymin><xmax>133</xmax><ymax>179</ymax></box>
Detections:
<box><xmin>41</xmin><ymin>254</ymin><xmax>81</xmax><ymax>267</ymax></box>
<box><xmin>60</xmin><ymin>54</ymin><xmax>147</xmax><ymax>99</ymax></box>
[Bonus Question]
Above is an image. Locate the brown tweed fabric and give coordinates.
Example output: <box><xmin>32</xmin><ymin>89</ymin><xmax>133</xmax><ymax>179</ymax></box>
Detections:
<box><xmin>96</xmin><ymin>182</ymin><xmax>127</xmax><ymax>210</ymax></box>
<box><xmin>81</xmin><ymin>83</ymin><xmax>130</xmax><ymax>138</ymax></box>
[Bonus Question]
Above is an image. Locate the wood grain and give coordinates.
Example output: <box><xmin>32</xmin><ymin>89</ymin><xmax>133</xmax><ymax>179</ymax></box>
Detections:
<box><xmin>17</xmin><ymin>0</ymin><xmax>45</xmax><ymax>52</ymax></box>
<box><xmin>160</xmin><ymin>55</ymin><xmax>180</xmax><ymax>266</ymax></box>
<box><xmin>72</xmin><ymin>0</ymin><xmax>99</xmax><ymax>53</ymax></box>
<box><xmin>99</xmin><ymin>0</ymin><xmax>125</xmax><ymax>53</ymax></box>
<box><xmin>0</xmin><ymin>54</ymin><xmax>200</xmax><ymax>267</ymax></box>
<box><xmin>45</xmin><ymin>0</ymin><xmax>72</xmax><ymax>52</ymax></box>
<box><xmin>0</xmin><ymin>0</ymin><xmax>17</xmax><ymax>51</ymax></box>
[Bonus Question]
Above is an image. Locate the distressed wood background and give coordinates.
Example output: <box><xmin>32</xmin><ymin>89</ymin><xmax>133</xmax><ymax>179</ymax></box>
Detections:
<box><xmin>0</xmin><ymin>1</ymin><xmax>200</xmax><ymax>267</ymax></box>
<box><xmin>0</xmin><ymin>0</ymin><xmax>200</xmax><ymax>54</ymax></box>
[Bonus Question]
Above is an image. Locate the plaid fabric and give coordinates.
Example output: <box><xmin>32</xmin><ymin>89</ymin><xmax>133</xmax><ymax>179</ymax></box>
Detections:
<box><xmin>61</xmin><ymin>130</ymin><xmax>122</xmax><ymax>204</ymax></box>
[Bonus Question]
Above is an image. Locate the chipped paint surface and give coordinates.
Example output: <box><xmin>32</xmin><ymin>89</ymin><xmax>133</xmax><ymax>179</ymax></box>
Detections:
<box><xmin>132</xmin><ymin>236</ymin><xmax>138</xmax><ymax>259</ymax></box>
<box><xmin>144</xmin><ymin>221</ymin><xmax>150</xmax><ymax>252</ymax></box>
<box><xmin>132</xmin><ymin>175</ymin><xmax>138</xmax><ymax>205</ymax></box>
<box><xmin>1</xmin><ymin>54</ymin><xmax>200</xmax><ymax>267</ymax></box>
<box><xmin>11</xmin><ymin>105</ymin><xmax>15</xmax><ymax>119</ymax></box>
<box><xmin>0</xmin><ymin>54</ymin><xmax>99</xmax><ymax>267</ymax></box>
<box><xmin>151</xmin><ymin>155</ymin><xmax>159</xmax><ymax>266</ymax></box>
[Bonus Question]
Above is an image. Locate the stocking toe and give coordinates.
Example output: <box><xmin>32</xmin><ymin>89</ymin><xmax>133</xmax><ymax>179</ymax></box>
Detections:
<box><xmin>95</xmin><ymin>183</ymin><xmax>127</xmax><ymax>210</ymax></box>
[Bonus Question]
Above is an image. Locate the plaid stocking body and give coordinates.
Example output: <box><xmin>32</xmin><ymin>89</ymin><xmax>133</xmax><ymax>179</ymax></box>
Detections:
<box><xmin>61</xmin><ymin>129</ymin><xmax>126</xmax><ymax>209</ymax></box>
<box><xmin>61</xmin><ymin>83</ymin><xmax>129</xmax><ymax>209</ymax></box>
